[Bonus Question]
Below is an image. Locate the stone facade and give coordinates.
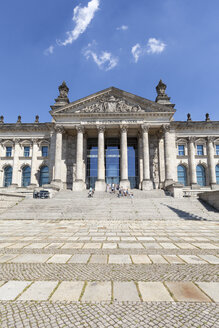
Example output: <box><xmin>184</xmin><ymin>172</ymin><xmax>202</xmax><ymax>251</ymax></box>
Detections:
<box><xmin>0</xmin><ymin>81</ymin><xmax>219</xmax><ymax>192</ymax></box>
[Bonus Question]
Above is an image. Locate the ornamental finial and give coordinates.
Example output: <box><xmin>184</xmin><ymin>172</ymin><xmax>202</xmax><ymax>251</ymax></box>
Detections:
<box><xmin>54</xmin><ymin>81</ymin><xmax>70</xmax><ymax>105</ymax></box>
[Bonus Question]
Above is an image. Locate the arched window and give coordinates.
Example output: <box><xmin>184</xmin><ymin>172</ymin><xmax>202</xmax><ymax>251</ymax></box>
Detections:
<box><xmin>216</xmin><ymin>165</ymin><xmax>219</xmax><ymax>184</ymax></box>
<box><xmin>177</xmin><ymin>165</ymin><xmax>187</xmax><ymax>186</ymax></box>
<box><xmin>22</xmin><ymin>166</ymin><xmax>31</xmax><ymax>187</ymax></box>
<box><xmin>196</xmin><ymin>165</ymin><xmax>206</xmax><ymax>187</ymax></box>
<box><xmin>4</xmin><ymin>166</ymin><xmax>13</xmax><ymax>187</ymax></box>
<box><xmin>39</xmin><ymin>166</ymin><xmax>49</xmax><ymax>186</ymax></box>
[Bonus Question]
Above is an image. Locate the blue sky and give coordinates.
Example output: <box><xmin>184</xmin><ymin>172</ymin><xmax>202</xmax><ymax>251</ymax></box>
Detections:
<box><xmin>0</xmin><ymin>0</ymin><xmax>219</xmax><ymax>123</ymax></box>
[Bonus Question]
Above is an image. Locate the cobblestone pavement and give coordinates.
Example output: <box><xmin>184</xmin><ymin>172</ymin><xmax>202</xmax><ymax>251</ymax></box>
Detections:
<box><xmin>0</xmin><ymin>193</ymin><xmax>218</xmax><ymax>327</ymax></box>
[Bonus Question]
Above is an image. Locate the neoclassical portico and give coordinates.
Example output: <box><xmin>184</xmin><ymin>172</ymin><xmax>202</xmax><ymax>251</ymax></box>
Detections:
<box><xmin>0</xmin><ymin>80</ymin><xmax>219</xmax><ymax>193</ymax></box>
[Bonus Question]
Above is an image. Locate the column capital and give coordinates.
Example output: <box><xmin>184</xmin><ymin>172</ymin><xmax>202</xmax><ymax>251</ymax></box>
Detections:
<box><xmin>31</xmin><ymin>138</ymin><xmax>38</xmax><ymax>145</ymax></box>
<box><xmin>120</xmin><ymin>124</ymin><xmax>128</xmax><ymax>133</ymax></box>
<box><xmin>76</xmin><ymin>125</ymin><xmax>85</xmax><ymax>133</ymax></box>
<box><xmin>207</xmin><ymin>136</ymin><xmax>215</xmax><ymax>144</ymax></box>
<box><xmin>13</xmin><ymin>138</ymin><xmax>21</xmax><ymax>145</ymax></box>
<box><xmin>55</xmin><ymin>125</ymin><xmax>65</xmax><ymax>134</ymax></box>
<box><xmin>97</xmin><ymin>125</ymin><xmax>105</xmax><ymax>133</ymax></box>
<box><xmin>188</xmin><ymin>136</ymin><xmax>196</xmax><ymax>144</ymax></box>
<box><xmin>141</xmin><ymin>124</ymin><xmax>150</xmax><ymax>133</ymax></box>
<box><xmin>162</xmin><ymin>124</ymin><xmax>170</xmax><ymax>133</ymax></box>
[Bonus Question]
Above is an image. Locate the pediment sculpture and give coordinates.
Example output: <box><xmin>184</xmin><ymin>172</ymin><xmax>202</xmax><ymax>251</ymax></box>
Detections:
<box><xmin>75</xmin><ymin>95</ymin><xmax>143</xmax><ymax>114</ymax></box>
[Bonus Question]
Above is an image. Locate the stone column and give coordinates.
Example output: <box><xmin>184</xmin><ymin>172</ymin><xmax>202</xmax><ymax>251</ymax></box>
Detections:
<box><xmin>73</xmin><ymin>126</ymin><xmax>86</xmax><ymax>191</ymax></box>
<box><xmin>138</xmin><ymin>133</ymin><xmax>143</xmax><ymax>189</ymax></box>
<box><xmin>120</xmin><ymin>125</ymin><xmax>130</xmax><ymax>189</ymax></box>
<box><xmin>95</xmin><ymin>125</ymin><xmax>106</xmax><ymax>191</ymax></box>
<box><xmin>163</xmin><ymin>125</ymin><xmax>174</xmax><ymax>186</ymax></box>
<box><xmin>30</xmin><ymin>139</ymin><xmax>38</xmax><ymax>186</ymax></box>
<box><xmin>11</xmin><ymin>139</ymin><xmax>20</xmax><ymax>187</ymax></box>
<box><xmin>53</xmin><ymin>126</ymin><xmax>64</xmax><ymax>185</ymax></box>
<box><xmin>141</xmin><ymin>125</ymin><xmax>153</xmax><ymax>190</ymax></box>
<box><xmin>207</xmin><ymin>137</ymin><xmax>217</xmax><ymax>188</ymax></box>
<box><xmin>188</xmin><ymin>137</ymin><xmax>199</xmax><ymax>189</ymax></box>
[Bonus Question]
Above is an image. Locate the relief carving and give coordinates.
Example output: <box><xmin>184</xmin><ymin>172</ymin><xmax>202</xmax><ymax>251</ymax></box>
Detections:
<box><xmin>76</xmin><ymin>95</ymin><xmax>143</xmax><ymax>114</ymax></box>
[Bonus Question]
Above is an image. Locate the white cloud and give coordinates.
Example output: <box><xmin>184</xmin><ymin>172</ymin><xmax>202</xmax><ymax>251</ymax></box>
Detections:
<box><xmin>147</xmin><ymin>38</ymin><xmax>166</xmax><ymax>54</ymax></box>
<box><xmin>131</xmin><ymin>38</ymin><xmax>166</xmax><ymax>62</ymax></box>
<box><xmin>59</xmin><ymin>0</ymin><xmax>100</xmax><ymax>46</ymax></box>
<box><xmin>83</xmin><ymin>43</ymin><xmax>118</xmax><ymax>71</ymax></box>
<box><xmin>131</xmin><ymin>43</ymin><xmax>141</xmax><ymax>63</ymax></box>
<box><xmin>117</xmin><ymin>25</ymin><xmax>128</xmax><ymax>31</ymax></box>
<box><xmin>44</xmin><ymin>45</ymin><xmax>54</xmax><ymax>55</ymax></box>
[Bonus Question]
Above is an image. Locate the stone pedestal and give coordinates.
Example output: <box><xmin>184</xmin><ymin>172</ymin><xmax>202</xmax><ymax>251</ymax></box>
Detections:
<box><xmin>73</xmin><ymin>180</ymin><xmax>86</xmax><ymax>191</ymax></box>
<box><xmin>95</xmin><ymin>180</ymin><xmax>106</xmax><ymax>191</ymax></box>
<box><xmin>120</xmin><ymin>179</ymin><xmax>130</xmax><ymax>189</ymax></box>
<box><xmin>142</xmin><ymin>179</ymin><xmax>153</xmax><ymax>191</ymax></box>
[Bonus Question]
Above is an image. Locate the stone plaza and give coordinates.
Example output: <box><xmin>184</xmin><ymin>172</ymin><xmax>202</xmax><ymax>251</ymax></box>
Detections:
<box><xmin>0</xmin><ymin>190</ymin><xmax>218</xmax><ymax>327</ymax></box>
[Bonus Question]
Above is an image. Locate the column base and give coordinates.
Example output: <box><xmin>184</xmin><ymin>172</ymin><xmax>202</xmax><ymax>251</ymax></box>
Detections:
<box><xmin>27</xmin><ymin>184</ymin><xmax>37</xmax><ymax>190</ymax></box>
<box><xmin>51</xmin><ymin>180</ymin><xmax>63</xmax><ymax>189</ymax></box>
<box><xmin>120</xmin><ymin>180</ymin><xmax>130</xmax><ymax>189</ymax></box>
<box><xmin>211</xmin><ymin>183</ymin><xmax>219</xmax><ymax>190</ymax></box>
<box><xmin>164</xmin><ymin>179</ymin><xmax>174</xmax><ymax>187</ymax></box>
<box><xmin>95</xmin><ymin>180</ymin><xmax>106</xmax><ymax>191</ymax></box>
<box><xmin>73</xmin><ymin>180</ymin><xmax>86</xmax><ymax>191</ymax></box>
<box><xmin>191</xmin><ymin>183</ymin><xmax>200</xmax><ymax>190</ymax></box>
<box><xmin>8</xmin><ymin>184</ymin><xmax>18</xmax><ymax>189</ymax></box>
<box><xmin>142</xmin><ymin>180</ymin><xmax>153</xmax><ymax>191</ymax></box>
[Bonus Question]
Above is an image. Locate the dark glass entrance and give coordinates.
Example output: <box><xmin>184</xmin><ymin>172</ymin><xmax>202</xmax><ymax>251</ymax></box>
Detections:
<box><xmin>86</xmin><ymin>139</ymin><xmax>98</xmax><ymax>189</ymax></box>
<box><xmin>105</xmin><ymin>139</ymin><xmax>120</xmax><ymax>185</ymax></box>
<box><xmin>128</xmin><ymin>138</ymin><xmax>138</xmax><ymax>189</ymax></box>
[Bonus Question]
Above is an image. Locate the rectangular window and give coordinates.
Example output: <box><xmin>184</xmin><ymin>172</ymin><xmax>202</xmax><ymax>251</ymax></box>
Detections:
<box><xmin>42</xmin><ymin>146</ymin><xmax>48</xmax><ymax>157</ymax></box>
<box><xmin>197</xmin><ymin>145</ymin><xmax>204</xmax><ymax>156</ymax></box>
<box><xmin>216</xmin><ymin>145</ymin><xmax>219</xmax><ymax>155</ymax></box>
<box><xmin>24</xmin><ymin>146</ymin><xmax>30</xmax><ymax>157</ymax></box>
<box><xmin>178</xmin><ymin>145</ymin><xmax>185</xmax><ymax>156</ymax></box>
<box><xmin>6</xmin><ymin>146</ymin><xmax>12</xmax><ymax>157</ymax></box>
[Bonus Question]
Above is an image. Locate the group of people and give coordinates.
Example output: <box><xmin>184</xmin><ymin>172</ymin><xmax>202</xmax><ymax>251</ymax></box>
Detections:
<box><xmin>106</xmin><ymin>183</ymin><xmax>134</xmax><ymax>198</ymax></box>
<box><xmin>88</xmin><ymin>183</ymin><xmax>134</xmax><ymax>198</ymax></box>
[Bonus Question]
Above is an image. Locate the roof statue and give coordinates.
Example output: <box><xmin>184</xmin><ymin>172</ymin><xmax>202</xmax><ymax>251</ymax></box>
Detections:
<box><xmin>155</xmin><ymin>80</ymin><xmax>174</xmax><ymax>108</ymax></box>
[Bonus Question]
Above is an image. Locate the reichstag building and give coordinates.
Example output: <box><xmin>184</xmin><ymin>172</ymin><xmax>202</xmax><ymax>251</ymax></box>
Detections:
<box><xmin>0</xmin><ymin>80</ymin><xmax>219</xmax><ymax>193</ymax></box>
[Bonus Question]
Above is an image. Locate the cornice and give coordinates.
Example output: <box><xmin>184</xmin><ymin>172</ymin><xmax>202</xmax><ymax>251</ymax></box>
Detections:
<box><xmin>0</xmin><ymin>123</ymin><xmax>54</xmax><ymax>132</ymax></box>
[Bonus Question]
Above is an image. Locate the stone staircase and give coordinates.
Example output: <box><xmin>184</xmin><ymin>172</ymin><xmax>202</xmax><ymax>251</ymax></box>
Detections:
<box><xmin>0</xmin><ymin>189</ymin><xmax>218</xmax><ymax>221</ymax></box>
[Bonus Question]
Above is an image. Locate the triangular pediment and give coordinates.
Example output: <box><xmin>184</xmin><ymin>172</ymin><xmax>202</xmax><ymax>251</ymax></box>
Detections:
<box><xmin>50</xmin><ymin>87</ymin><xmax>175</xmax><ymax>117</ymax></box>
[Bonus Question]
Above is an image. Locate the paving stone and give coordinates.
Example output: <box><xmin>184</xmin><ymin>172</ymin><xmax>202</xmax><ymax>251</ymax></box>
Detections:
<box><xmin>197</xmin><ymin>282</ymin><xmax>219</xmax><ymax>302</ymax></box>
<box><xmin>83</xmin><ymin>243</ymin><xmax>102</xmax><ymax>249</ymax></box>
<box><xmin>163</xmin><ymin>255</ymin><xmax>184</xmax><ymax>264</ymax></box>
<box><xmin>68</xmin><ymin>254</ymin><xmax>90</xmax><ymax>263</ymax></box>
<box><xmin>166</xmin><ymin>282</ymin><xmax>212</xmax><ymax>302</ymax></box>
<box><xmin>176</xmin><ymin>243</ymin><xmax>197</xmax><ymax>249</ymax></box>
<box><xmin>82</xmin><ymin>282</ymin><xmax>111</xmax><ymax>302</ymax></box>
<box><xmin>19</xmin><ymin>281</ymin><xmax>58</xmax><ymax>301</ymax></box>
<box><xmin>143</xmin><ymin>243</ymin><xmax>162</xmax><ymax>249</ymax></box>
<box><xmin>0</xmin><ymin>281</ymin><xmax>31</xmax><ymax>300</ymax></box>
<box><xmin>160</xmin><ymin>243</ymin><xmax>178</xmax><ymax>249</ymax></box>
<box><xmin>178</xmin><ymin>255</ymin><xmax>207</xmax><ymax>264</ymax></box>
<box><xmin>50</xmin><ymin>281</ymin><xmax>85</xmax><ymax>302</ymax></box>
<box><xmin>47</xmin><ymin>254</ymin><xmax>72</xmax><ymax>263</ymax></box>
<box><xmin>108</xmin><ymin>255</ymin><xmax>132</xmax><ymax>264</ymax></box>
<box><xmin>119</xmin><ymin>243</ymin><xmax>143</xmax><ymax>249</ymax></box>
<box><xmin>192</xmin><ymin>243</ymin><xmax>219</xmax><ymax>249</ymax></box>
<box><xmin>0</xmin><ymin>243</ymin><xmax>13</xmax><ymax>248</ymax></box>
<box><xmin>198</xmin><ymin>254</ymin><xmax>219</xmax><ymax>264</ymax></box>
<box><xmin>102</xmin><ymin>243</ymin><xmax>117</xmax><ymax>249</ymax></box>
<box><xmin>113</xmin><ymin>282</ymin><xmax>140</xmax><ymax>301</ymax></box>
<box><xmin>138</xmin><ymin>282</ymin><xmax>173</xmax><ymax>301</ymax></box>
<box><xmin>89</xmin><ymin>255</ymin><xmax>107</xmax><ymax>264</ymax></box>
<box><xmin>10</xmin><ymin>254</ymin><xmax>53</xmax><ymax>263</ymax></box>
<box><xmin>24</xmin><ymin>243</ymin><xmax>50</xmax><ymax>249</ymax></box>
<box><xmin>45</xmin><ymin>243</ymin><xmax>64</xmax><ymax>249</ymax></box>
<box><xmin>0</xmin><ymin>254</ymin><xmax>19</xmax><ymax>263</ymax></box>
<box><xmin>62</xmin><ymin>243</ymin><xmax>83</xmax><ymax>249</ymax></box>
<box><xmin>131</xmin><ymin>255</ymin><xmax>151</xmax><ymax>264</ymax></box>
<box><xmin>0</xmin><ymin>281</ymin><xmax>5</xmax><ymax>287</ymax></box>
<box><xmin>149</xmin><ymin>255</ymin><xmax>168</xmax><ymax>264</ymax></box>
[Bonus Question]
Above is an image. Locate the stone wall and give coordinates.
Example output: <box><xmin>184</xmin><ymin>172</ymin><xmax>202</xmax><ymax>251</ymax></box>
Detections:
<box><xmin>199</xmin><ymin>191</ymin><xmax>219</xmax><ymax>211</ymax></box>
